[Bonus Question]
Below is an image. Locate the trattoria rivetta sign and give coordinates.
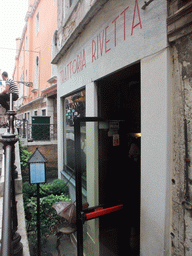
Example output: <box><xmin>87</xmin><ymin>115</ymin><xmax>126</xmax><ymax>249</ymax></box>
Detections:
<box><xmin>60</xmin><ymin>0</ymin><xmax>142</xmax><ymax>84</ymax></box>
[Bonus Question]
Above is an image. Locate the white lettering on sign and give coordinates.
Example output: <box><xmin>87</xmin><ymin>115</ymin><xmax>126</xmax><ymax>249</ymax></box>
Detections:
<box><xmin>60</xmin><ymin>0</ymin><xmax>142</xmax><ymax>83</ymax></box>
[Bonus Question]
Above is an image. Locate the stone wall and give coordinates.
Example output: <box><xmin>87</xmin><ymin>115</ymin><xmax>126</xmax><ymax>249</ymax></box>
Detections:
<box><xmin>167</xmin><ymin>0</ymin><xmax>192</xmax><ymax>42</ymax></box>
<box><xmin>171</xmin><ymin>33</ymin><xmax>192</xmax><ymax>255</ymax></box>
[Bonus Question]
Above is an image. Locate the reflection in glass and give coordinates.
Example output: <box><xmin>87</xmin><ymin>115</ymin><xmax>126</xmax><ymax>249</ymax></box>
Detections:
<box><xmin>65</xmin><ymin>90</ymin><xmax>86</xmax><ymax>174</ymax></box>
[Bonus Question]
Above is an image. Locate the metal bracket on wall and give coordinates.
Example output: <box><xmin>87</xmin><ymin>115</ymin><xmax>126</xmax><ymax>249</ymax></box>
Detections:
<box><xmin>141</xmin><ymin>0</ymin><xmax>155</xmax><ymax>10</ymax></box>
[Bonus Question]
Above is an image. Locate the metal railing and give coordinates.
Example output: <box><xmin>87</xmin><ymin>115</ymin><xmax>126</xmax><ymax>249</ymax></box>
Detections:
<box><xmin>17</xmin><ymin>120</ymin><xmax>57</xmax><ymax>141</ymax></box>
<box><xmin>27</xmin><ymin>123</ymin><xmax>57</xmax><ymax>141</ymax></box>
<box><xmin>0</xmin><ymin>93</ymin><xmax>23</xmax><ymax>255</ymax></box>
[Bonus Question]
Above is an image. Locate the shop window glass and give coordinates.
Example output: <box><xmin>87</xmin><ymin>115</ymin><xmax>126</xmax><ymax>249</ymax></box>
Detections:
<box><xmin>64</xmin><ymin>90</ymin><xmax>86</xmax><ymax>181</ymax></box>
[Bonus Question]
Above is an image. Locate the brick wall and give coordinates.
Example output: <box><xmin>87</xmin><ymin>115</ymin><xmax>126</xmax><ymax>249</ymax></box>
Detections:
<box><xmin>27</xmin><ymin>144</ymin><xmax>58</xmax><ymax>170</ymax></box>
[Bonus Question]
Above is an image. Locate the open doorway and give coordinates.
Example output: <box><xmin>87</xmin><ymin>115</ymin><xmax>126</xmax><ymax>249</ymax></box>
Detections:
<box><xmin>97</xmin><ymin>62</ymin><xmax>141</xmax><ymax>255</ymax></box>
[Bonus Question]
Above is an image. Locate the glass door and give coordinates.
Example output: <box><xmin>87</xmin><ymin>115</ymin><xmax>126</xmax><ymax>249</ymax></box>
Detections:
<box><xmin>74</xmin><ymin>117</ymin><xmax>126</xmax><ymax>256</ymax></box>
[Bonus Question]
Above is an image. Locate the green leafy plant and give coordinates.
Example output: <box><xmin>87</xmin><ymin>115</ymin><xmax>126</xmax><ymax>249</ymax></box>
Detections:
<box><xmin>23</xmin><ymin>180</ymin><xmax>71</xmax><ymax>254</ymax></box>
<box><xmin>25</xmin><ymin>193</ymin><xmax>71</xmax><ymax>237</ymax></box>
<box><xmin>18</xmin><ymin>139</ymin><xmax>32</xmax><ymax>171</ymax></box>
<box><xmin>23</xmin><ymin>179</ymin><xmax>69</xmax><ymax>200</ymax></box>
<box><xmin>39</xmin><ymin>179</ymin><xmax>69</xmax><ymax>197</ymax></box>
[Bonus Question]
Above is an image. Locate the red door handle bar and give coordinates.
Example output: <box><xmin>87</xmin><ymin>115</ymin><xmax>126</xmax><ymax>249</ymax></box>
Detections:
<box><xmin>85</xmin><ymin>204</ymin><xmax>123</xmax><ymax>221</ymax></box>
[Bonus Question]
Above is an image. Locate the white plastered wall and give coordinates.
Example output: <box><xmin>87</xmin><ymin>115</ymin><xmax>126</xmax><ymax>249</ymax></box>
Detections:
<box><xmin>85</xmin><ymin>82</ymin><xmax>99</xmax><ymax>255</ymax></box>
<box><xmin>56</xmin><ymin>0</ymin><xmax>171</xmax><ymax>253</ymax></box>
<box><xmin>140</xmin><ymin>48</ymin><xmax>171</xmax><ymax>256</ymax></box>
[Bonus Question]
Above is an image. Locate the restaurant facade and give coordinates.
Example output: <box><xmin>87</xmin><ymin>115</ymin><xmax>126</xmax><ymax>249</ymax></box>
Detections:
<box><xmin>52</xmin><ymin>0</ymin><xmax>171</xmax><ymax>255</ymax></box>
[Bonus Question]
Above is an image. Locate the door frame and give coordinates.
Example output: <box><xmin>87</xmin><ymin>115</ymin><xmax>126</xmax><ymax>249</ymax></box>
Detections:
<box><xmin>74</xmin><ymin>117</ymin><xmax>104</xmax><ymax>256</ymax></box>
<box><xmin>74</xmin><ymin>117</ymin><xmax>125</xmax><ymax>256</ymax></box>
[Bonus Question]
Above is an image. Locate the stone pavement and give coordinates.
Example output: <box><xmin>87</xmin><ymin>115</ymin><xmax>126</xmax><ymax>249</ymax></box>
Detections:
<box><xmin>41</xmin><ymin>234</ymin><xmax>77</xmax><ymax>256</ymax></box>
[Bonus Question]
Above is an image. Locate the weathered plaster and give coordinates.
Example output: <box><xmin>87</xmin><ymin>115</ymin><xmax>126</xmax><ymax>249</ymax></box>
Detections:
<box><xmin>171</xmin><ymin>33</ymin><xmax>192</xmax><ymax>255</ymax></box>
